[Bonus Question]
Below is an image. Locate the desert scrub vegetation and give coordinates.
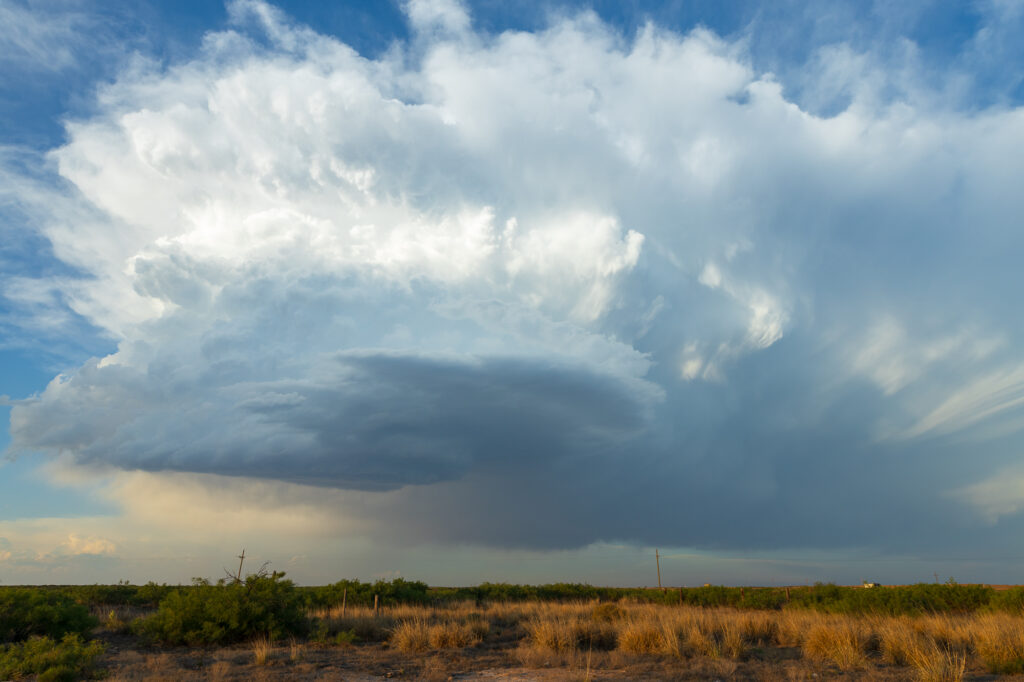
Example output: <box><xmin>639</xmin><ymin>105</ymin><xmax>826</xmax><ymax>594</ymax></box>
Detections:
<box><xmin>300</xmin><ymin>577</ymin><xmax>431</xmax><ymax>609</ymax></box>
<box><xmin>0</xmin><ymin>633</ymin><xmax>105</xmax><ymax>681</ymax></box>
<box><xmin>420</xmin><ymin>580</ymin><xmax>998</xmax><ymax>614</ymax></box>
<box><xmin>0</xmin><ymin>588</ymin><xmax>97</xmax><ymax>643</ymax></box>
<box><xmin>973</xmin><ymin>613</ymin><xmax>1024</xmax><ymax>673</ymax></box>
<box><xmin>327</xmin><ymin>599</ymin><xmax>1024</xmax><ymax>679</ymax></box>
<box><xmin>133</xmin><ymin>570</ymin><xmax>307</xmax><ymax>645</ymax></box>
<box><xmin>5</xmin><ymin>579</ymin><xmax>1021</xmax><ymax>616</ymax></box>
<box><xmin>802</xmin><ymin>617</ymin><xmax>873</xmax><ymax>670</ymax></box>
<box><xmin>19</xmin><ymin>579</ymin><xmax>1024</xmax><ymax>679</ymax></box>
<box><xmin>309</xmin><ymin>604</ymin><xmax>396</xmax><ymax>643</ymax></box>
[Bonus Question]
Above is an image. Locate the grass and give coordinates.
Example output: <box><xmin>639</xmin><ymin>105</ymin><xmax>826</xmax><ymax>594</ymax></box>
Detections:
<box><xmin>390</xmin><ymin>618</ymin><xmax>431</xmax><ymax>652</ymax></box>
<box><xmin>974</xmin><ymin>613</ymin><xmax>1024</xmax><ymax>673</ymax></box>
<box><xmin>803</xmin><ymin>618</ymin><xmax>871</xmax><ymax>670</ymax></box>
<box><xmin>288</xmin><ymin>636</ymin><xmax>304</xmax><ymax>662</ymax></box>
<box><xmin>24</xmin><ymin>586</ymin><xmax>1024</xmax><ymax>679</ymax></box>
<box><xmin>305</xmin><ymin>598</ymin><xmax>1024</xmax><ymax>675</ymax></box>
<box><xmin>251</xmin><ymin>634</ymin><xmax>272</xmax><ymax>665</ymax></box>
<box><xmin>908</xmin><ymin>640</ymin><xmax>967</xmax><ymax>682</ymax></box>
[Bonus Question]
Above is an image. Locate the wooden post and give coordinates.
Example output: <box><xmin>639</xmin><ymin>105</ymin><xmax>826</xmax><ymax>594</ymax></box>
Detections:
<box><xmin>341</xmin><ymin>588</ymin><xmax>347</xmax><ymax>618</ymax></box>
<box><xmin>656</xmin><ymin>549</ymin><xmax>663</xmax><ymax>591</ymax></box>
<box><xmin>740</xmin><ymin>587</ymin><xmax>745</xmax><ymax>603</ymax></box>
<box><xmin>374</xmin><ymin>594</ymin><xmax>379</xmax><ymax>616</ymax></box>
<box><xmin>785</xmin><ymin>587</ymin><xmax>790</xmax><ymax>601</ymax></box>
<box><xmin>235</xmin><ymin>549</ymin><xmax>246</xmax><ymax>583</ymax></box>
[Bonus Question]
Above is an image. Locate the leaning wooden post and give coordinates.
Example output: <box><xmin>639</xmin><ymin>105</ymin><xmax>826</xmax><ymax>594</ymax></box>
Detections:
<box><xmin>656</xmin><ymin>549</ymin><xmax>663</xmax><ymax>591</ymax></box>
<box><xmin>785</xmin><ymin>587</ymin><xmax>790</xmax><ymax>602</ymax></box>
<box><xmin>235</xmin><ymin>549</ymin><xmax>246</xmax><ymax>583</ymax></box>
<box><xmin>341</xmin><ymin>588</ymin><xmax>347</xmax><ymax>617</ymax></box>
<box><xmin>374</xmin><ymin>594</ymin><xmax>379</xmax><ymax>616</ymax></box>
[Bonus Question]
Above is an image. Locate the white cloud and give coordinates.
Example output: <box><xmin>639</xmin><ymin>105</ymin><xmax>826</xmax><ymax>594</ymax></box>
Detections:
<box><xmin>5</xmin><ymin>0</ymin><xmax>1024</xmax><ymax>558</ymax></box>
<box><xmin>903</xmin><ymin>364</ymin><xmax>1024</xmax><ymax>440</ymax></box>
<box><xmin>850</xmin><ymin>318</ymin><xmax>1004</xmax><ymax>397</ymax></box>
<box><xmin>405</xmin><ymin>0</ymin><xmax>471</xmax><ymax>37</ymax></box>
<box><xmin>0</xmin><ymin>0</ymin><xmax>82</xmax><ymax>70</ymax></box>
<box><xmin>60</xmin><ymin>533</ymin><xmax>116</xmax><ymax>557</ymax></box>
<box><xmin>954</xmin><ymin>465</ymin><xmax>1024</xmax><ymax>523</ymax></box>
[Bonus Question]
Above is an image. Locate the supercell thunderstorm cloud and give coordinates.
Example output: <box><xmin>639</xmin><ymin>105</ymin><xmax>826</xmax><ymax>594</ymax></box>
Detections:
<box><xmin>4</xmin><ymin>0</ymin><xmax>1024</xmax><ymax>572</ymax></box>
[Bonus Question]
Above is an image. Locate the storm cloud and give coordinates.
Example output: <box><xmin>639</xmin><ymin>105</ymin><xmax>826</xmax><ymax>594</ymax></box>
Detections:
<box><xmin>6</xmin><ymin>0</ymin><xmax>1024</xmax><ymax>557</ymax></box>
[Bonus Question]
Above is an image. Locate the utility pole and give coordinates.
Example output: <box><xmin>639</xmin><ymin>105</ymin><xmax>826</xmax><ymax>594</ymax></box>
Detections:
<box><xmin>656</xmin><ymin>549</ymin><xmax>663</xmax><ymax>591</ymax></box>
<box><xmin>235</xmin><ymin>549</ymin><xmax>246</xmax><ymax>583</ymax></box>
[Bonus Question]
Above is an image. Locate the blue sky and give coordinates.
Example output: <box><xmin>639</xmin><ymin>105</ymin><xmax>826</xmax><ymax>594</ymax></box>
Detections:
<box><xmin>2</xmin><ymin>0</ymin><xmax>1024</xmax><ymax>586</ymax></box>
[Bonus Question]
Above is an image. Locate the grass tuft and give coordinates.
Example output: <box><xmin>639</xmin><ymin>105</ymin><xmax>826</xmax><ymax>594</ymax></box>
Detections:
<box><xmin>802</xmin><ymin>620</ymin><xmax>869</xmax><ymax>671</ymax></box>
<box><xmin>251</xmin><ymin>635</ymin><xmax>272</xmax><ymax>665</ymax></box>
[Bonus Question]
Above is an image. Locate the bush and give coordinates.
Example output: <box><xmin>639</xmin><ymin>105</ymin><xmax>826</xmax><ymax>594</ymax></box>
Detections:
<box><xmin>134</xmin><ymin>571</ymin><xmax>306</xmax><ymax>645</ymax></box>
<box><xmin>987</xmin><ymin>587</ymin><xmax>1024</xmax><ymax>613</ymax></box>
<box><xmin>0</xmin><ymin>633</ymin><xmax>105</xmax><ymax>681</ymax></box>
<box><xmin>788</xmin><ymin>582</ymin><xmax>994</xmax><ymax>615</ymax></box>
<box><xmin>302</xmin><ymin>578</ymin><xmax>431</xmax><ymax>609</ymax></box>
<box><xmin>0</xmin><ymin>588</ymin><xmax>96</xmax><ymax>643</ymax></box>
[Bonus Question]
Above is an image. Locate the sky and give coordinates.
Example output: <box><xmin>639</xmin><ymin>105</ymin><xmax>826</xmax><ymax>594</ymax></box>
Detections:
<box><xmin>1</xmin><ymin>0</ymin><xmax>1024</xmax><ymax>587</ymax></box>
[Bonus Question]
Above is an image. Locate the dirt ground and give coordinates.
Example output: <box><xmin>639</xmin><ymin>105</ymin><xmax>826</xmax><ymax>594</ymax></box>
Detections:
<box><xmin>94</xmin><ymin>632</ymin><xmax>992</xmax><ymax>681</ymax></box>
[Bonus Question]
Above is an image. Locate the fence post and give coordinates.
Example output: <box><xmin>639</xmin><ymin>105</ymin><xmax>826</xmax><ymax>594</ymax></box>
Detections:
<box><xmin>374</xmin><ymin>593</ymin><xmax>379</xmax><ymax>616</ymax></box>
<box><xmin>342</xmin><ymin>588</ymin><xmax>347</xmax><ymax>617</ymax></box>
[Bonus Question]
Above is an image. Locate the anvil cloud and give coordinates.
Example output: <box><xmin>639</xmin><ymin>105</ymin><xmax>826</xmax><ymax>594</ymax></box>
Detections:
<box><xmin>5</xmin><ymin>0</ymin><xmax>1024</xmax><ymax>563</ymax></box>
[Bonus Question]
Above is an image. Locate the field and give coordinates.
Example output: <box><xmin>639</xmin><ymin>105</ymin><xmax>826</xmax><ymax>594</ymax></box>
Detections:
<box><xmin>5</xmin><ymin>578</ymin><xmax>1024</xmax><ymax>680</ymax></box>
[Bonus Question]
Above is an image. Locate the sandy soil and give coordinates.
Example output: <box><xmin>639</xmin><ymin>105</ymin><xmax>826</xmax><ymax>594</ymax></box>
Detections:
<box><xmin>95</xmin><ymin>632</ymin><xmax>952</xmax><ymax>681</ymax></box>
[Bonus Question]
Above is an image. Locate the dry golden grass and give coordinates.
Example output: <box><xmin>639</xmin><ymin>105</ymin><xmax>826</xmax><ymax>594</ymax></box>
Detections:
<box><xmin>427</xmin><ymin>619</ymin><xmax>488</xmax><ymax>648</ymax></box>
<box><xmin>288</xmin><ymin>636</ymin><xmax>303</xmax><ymax>662</ymax></box>
<box><xmin>686</xmin><ymin>623</ymin><xmax>721</xmax><ymax>659</ymax></box>
<box><xmin>389</xmin><ymin>614</ymin><xmax>489</xmax><ymax>652</ymax></box>
<box><xmin>877</xmin><ymin>617</ymin><xmax>923</xmax><ymax>666</ymax></box>
<box><xmin>207</xmin><ymin>660</ymin><xmax>232</xmax><ymax>682</ymax></box>
<box><xmin>802</xmin><ymin>619</ymin><xmax>870</xmax><ymax>670</ymax></box>
<box><xmin>616</xmin><ymin>618</ymin><xmax>665</xmax><ymax>655</ymax></box>
<box><xmin>93</xmin><ymin>597</ymin><xmax>1024</xmax><ymax>681</ymax></box>
<box><xmin>390</xmin><ymin>618</ymin><xmax>431</xmax><ymax>652</ymax></box>
<box><xmin>250</xmin><ymin>635</ymin><xmax>272</xmax><ymax>665</ymax></box>
<box><xmin>590</xmin><ymin>602</ymin><xmax>625</xmax><ymax>622</ymax></box>
<box><xmin>908</xmin><ymin>640</ymin><xmax>967</xmax><ymax>682</ymax></box>
<box><xmin>917</xmin><ymin>614</ymin><xmax>973</xmax><ymax>655</ymax></box>
<box><xmin>973</xmin><ymin>612</ymin><xmax>1024</xmax><ymax>674</ymax></box>
<box><xmin>721</xmin><ymin>622</ymin><xmax>747</xmax><ymax>660</ymax></box>
<box><xmin>738</xmin><ymin>610</ymin><xmax>778</xmax><ymax>645</ymax></box>
<box><xmin>300</xmin><ymin>596</ymin><xmax>1024</xmax><ymax>678</ymax></box>
<box><xmin>526</xmin><ymin>616</ymin><xmax>585</xmax><ymax>653</ymax></box>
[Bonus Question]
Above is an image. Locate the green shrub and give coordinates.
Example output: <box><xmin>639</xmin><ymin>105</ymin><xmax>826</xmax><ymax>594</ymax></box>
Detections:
<box><xmin>39</xmin><ymin>664</ymin><xmax>76</xmax><ymax>682</ymax></box>
<box><xmin>334</xmin><ymin>629</ymin><xmax>358</xmax><ymax>645</ymax></box>
<box><xmin>134</xmin><ymin>571</ymin><xmax>306</xmax><ymax>645</ymax></box>
<box><xmin>0</xmin><ymin>633</ymin><xmax>104</xmax><ymax>680</ymax></box>
<box><xmin>301</xmin><ymin>578</ymin><xmax>430</xmax><ymax>609</ymax></box>
<box><xmin>987</xmin><ymin>587</ymin><xmax>1024</xmax><ymax>613</ymax></box>
<box><xmin>786</xmin><ymin>582</ymin><xmax>995</xmax><ymax>615</ymax></box>
<box><xmin>0</xmin><ymin>589</ymin><xmax>96</xmax><ymax>643</ymax></box>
